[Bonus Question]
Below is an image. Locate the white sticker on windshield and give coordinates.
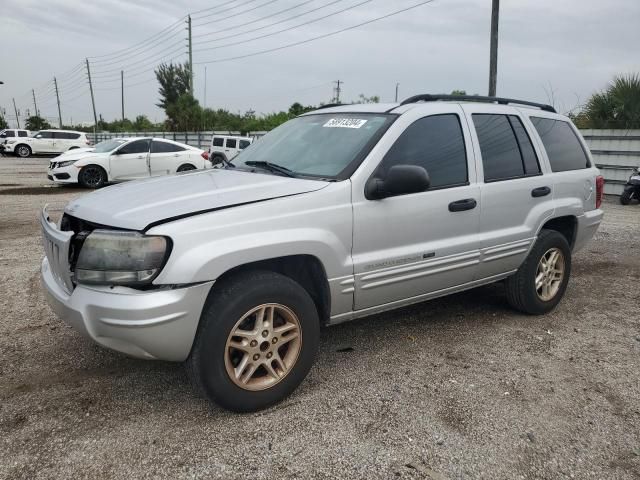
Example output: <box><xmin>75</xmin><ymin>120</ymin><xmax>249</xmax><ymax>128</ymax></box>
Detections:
<box><xmin>323</xmin><ymin>118</ymin><xmax>368</xmax><ymax>129</ymax></box>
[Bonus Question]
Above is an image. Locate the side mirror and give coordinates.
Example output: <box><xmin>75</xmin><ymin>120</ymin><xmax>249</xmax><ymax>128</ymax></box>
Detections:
<box><xmin>365</xmin><ymin>165</ymin><xmax>431</xmax><ymax>200</ymax></box>
<box><xmin>36</xmin><ymin>135</ymin><xmax>43</xmax><ymax>138</ymax></box>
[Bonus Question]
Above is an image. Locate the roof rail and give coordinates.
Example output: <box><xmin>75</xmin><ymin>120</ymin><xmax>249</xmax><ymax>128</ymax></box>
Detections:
<box><xmin>398</xmin><ymin>94</ymin><xmax>556</xmax><ymax>113</ymax></box>
<box><xmin>314</xmin><ymin>103</ymin><xmax>346</xmax><ymax>110</ymax></box>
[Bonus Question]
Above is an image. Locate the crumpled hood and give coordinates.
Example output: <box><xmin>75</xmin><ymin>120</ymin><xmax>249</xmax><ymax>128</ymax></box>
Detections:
<box><xmin>64</xmin><ymin>169</ymin><xmax>329</xmax><ymax>230</ymax></box>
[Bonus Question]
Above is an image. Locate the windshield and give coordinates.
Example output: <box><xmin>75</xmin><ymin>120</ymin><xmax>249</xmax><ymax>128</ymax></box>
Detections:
<box><xmin>94</xmin><ymin>139</ymin><xmax>127</xmax><ymax>153</ymax></box>
<box><xmin>232</xmin><ymin>113</ymin><xmax>394</xmax><ymax>178</ymax></box>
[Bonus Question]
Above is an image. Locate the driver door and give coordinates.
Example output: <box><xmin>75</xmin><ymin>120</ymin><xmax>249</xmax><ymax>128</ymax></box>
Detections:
<box><xmin>351</xmin><ymin>108</ymin><xmax>481</xmax><ymax>310</ymax></box>
<box><xmin>109</xmin><ymin>139</ymin><xmax>151</xmax><ymax>180</ymax></box>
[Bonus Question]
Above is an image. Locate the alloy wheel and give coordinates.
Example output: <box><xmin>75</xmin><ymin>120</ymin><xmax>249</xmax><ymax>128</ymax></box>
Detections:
<box><xmin>535</xmin><ymin>247</ymin><xmax>565</xmax><ymax>301</ymax></box>
<box><xmin>82</xmin><ymin>167</ymin><xmax>103</xmax><ymax>187</ymax></box>
<box><xmin>224</xmin><ymin>303</ymin><xmax>302</xmax><ymax>391</ymax></box>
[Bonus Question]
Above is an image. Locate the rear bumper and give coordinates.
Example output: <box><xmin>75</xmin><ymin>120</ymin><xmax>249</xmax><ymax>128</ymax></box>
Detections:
<box><xmin>1</xmin><ymin>143</ymin><xmax>15</xmax><ymax>153</ymax></box>
<box><xmin>573</xmin><ymin>208</ymin><xmax>604</xmax><ymax>252</ymax></box>
<box><xmin>42</xmin><ymin>257</ymin><xmax>213</xmax><ymax>361</ymax></box>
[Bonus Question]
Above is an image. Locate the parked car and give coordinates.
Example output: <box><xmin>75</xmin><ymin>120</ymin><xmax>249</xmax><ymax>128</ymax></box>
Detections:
<box><xmin>9</xmin><ymin>129</ymin><xmax>90</xmax><ymax>157</ymax></box>
<box><xmin>41</xmin><ymin>95</ymin><xmax>603</xmax><ymax>412</ymax></box>
<box><xmin>209</xmin><ymin>134</ymin><xmax>252</xmax><ymax>164</ymax></box>
<box><xmin>47</xmin><ymin>137</ymin><xmax>209</xmax><ymax>188</ymax></box>
<box><xmin>0</xmin><ymin>129</ymin><xmax>31</xmax><ymax>154</ymax></box>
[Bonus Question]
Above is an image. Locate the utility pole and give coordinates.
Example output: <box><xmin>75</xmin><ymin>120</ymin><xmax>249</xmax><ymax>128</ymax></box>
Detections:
<box><xmin>86</xmin><ymin>58</ymin><xmax>98</xmax><ymax>137</ymax></box>
<box><xmin>12</xmin><ymin>98</ymin><xmax>20</xmax><ymax>128</ymax></box>
<box><xmin>333</xmin><ymin>80</ymin><xmax>342</xmax><ymax>103</ymax></box>
<box><xmin>121</xmin><ymin>70</ymin><xmax>125</xmax><ymax>122</ymax></box>
<box><xmin>187</xmin><ymin>15</ymin><xmax>194</xmax><ymax>95</ymax></box>
<box><xmin>54</xmin><ymin>77</ymin><xmax>63</xmax><ymax>128</ymax></box>
<box><xmin>395</xmin><ymin>83</ymin><xmax>400</xmax><ymax>102</ymax></box>
<box><xmin>488</xmin><ymin>0</ymin><xmax>499</xmax><ymax>97</ymax></box>
<box><xmin>31</xmin><ymin>89</ymin><xmax>39</xmax><ymax>118</ymax></box>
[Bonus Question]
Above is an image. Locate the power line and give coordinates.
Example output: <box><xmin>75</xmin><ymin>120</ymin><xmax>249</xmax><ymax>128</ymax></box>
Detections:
<box><xmin>194</xmin><ymin>0</ymin><xmax>344</xmax><ymax>45</ymax></box>
<box><xmin>194</xmin><ymin>0</ymin><xmax>374</xmax><ymax>53</ymax></box>
<box><xmin>88</xmin><ymin>17</ymin><xmax>186</xmax><ymax>60</ymax></box>
<box><xmin>91</xmin><ymin>43</ymin><xmax>186</xmax><ymax>79</ymax></box>
<box><xmin>195</xmin><ymin>0</ymin><xmax>435</xmax><ymax>65</ymax></box>
<box><xmin>192</xmin><ymin>0</ymin><xmax>271</xmax><ymax>22</ymax></box>
<box><xmin>193</xmin><ymin>0</ymin><xmax>282</xmax><ymax>27</ymax></box>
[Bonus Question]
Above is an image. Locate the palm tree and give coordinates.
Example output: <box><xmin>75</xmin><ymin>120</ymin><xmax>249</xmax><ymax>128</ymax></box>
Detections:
<box><xmin>584</xmin><ymin>74</ymin><xmax>640</xmax><ymax>128</ymax></box>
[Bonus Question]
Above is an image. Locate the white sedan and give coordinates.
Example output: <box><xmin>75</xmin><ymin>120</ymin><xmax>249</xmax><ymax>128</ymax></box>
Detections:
<box><xmin>47</xmin><ymin>137</ymin><xmax>210</xmax><ymax>188</ymax></box>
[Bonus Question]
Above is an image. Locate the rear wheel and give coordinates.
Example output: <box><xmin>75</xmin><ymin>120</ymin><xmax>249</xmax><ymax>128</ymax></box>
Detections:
<box><xmin>78</xmin><ymin>165</ymin><xmax>107</xmax><ymax>188</ymax></box>
<box><xmin>15</xmin><ymin>145</ymin><xmax>31</xmax><ymax>158</ymax></box>
<box><xmin>505</xmin><ymin>229</ymin><xmax>571</xmax><ymax>315</ymax></box>
<box><xmin>620</xmin><ymin>189</ymin><xmax>632</xmax><ymax>205</ymax></box>
<box><xmin>187</xmin><ymin>271</ymin><xmax>320</xmax><ymax>412</ymax></box>
<box><xmin>177</xmin><ymin>164</ymin><xmax>196</xmax><ymax>172</ymax></box>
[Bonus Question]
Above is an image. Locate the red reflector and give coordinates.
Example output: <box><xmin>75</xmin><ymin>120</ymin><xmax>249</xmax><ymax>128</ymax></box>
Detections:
<box><xmin>201</xmin><ymin>151</ymin><xmax>209</xmax><ymax>160</ymax></box>
<box><xmin>595</xmin><ymin>175</ymin><xmax>604</xmax><ymax>209</ymax></box>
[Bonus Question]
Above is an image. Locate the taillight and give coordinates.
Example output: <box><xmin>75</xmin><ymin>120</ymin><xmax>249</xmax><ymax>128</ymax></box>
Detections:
<box><xmin>201</xmin><ymin>151</ymin><xmax>209</xmax><ymax>160</ymax></box>
<box><xmin>595</xmin><ymin>175</ymin><xmax>604</xmax><ymax>209</ymax></box>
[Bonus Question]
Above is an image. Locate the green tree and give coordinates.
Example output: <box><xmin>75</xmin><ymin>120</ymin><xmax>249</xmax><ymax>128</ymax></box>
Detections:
<box><xmin>582</xmin><ymin>73</ymin><xmax>640</xmax><ymax>128</ymax></box>
<box><xmin>165</xmin><ymin>94</ymin><xmax>202</xmax><ymax>131</ymax></box>
<box><xmin>354</xmin><ymin>94</ymin><xmax>380</xmax><ymax>104</ymax></box>
<box><xmin>451</xmin><ymin>89</ymin><xmax>467</xmax><ymax>96</ymax></box>
<box><xmin>25</xmin><ymin>115</ymin><xmax>51</xmax><ymax>131</ymax></box>
<box><xmin>132</xmin><ymin>115</ymin><xmax>154</xmax><ymax>131</ymax></box>
<box><xmin>288</xmin><ymin>102</ymin><xmax>315</xmax><ymax>117</ymax></box>
<box><xmin>0</xmin><ymin>113</ymin><xmax>8</xmax><ymax>130</ymax></box>
<box><xmin>155</xmin><ymin>62</ymin><xmax>191</xmax><ymax>110</ymax></box>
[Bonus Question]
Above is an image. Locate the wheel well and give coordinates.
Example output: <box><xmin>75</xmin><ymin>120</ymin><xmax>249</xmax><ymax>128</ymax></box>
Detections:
<box><xmin>178</xmin><ymin>163</ymin><xmax>196</xmax><ymax>170</ymax></box>
<box><xmin>541</xmin><ymin>216</ymin><xmax>577</xmax><ymax>249</ymax></box>
<box><xmin>15</xmin><ymin>143</ymin><xmax>30</xmax><ymax>152</ymax></box>
<box><xmin>216</xmin><ymin>255</ymin><xmax>331</xmax><ymax>324</ymax></box>
<box><xmin>68</xmin><ymin>146</ymin><xmax>79</xmax><ymax>150</ymax></box>
<box><xmin>80</xmin><ymin>164</ymin><xmax>108</xmax><ymax>178</ymax></box>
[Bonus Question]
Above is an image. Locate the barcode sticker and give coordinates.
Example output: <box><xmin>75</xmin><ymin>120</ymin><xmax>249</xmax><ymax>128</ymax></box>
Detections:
<box><xmin>323</xmin><ymin>118</ymin><xmax>368</xmax><ymax>129</ymax></box>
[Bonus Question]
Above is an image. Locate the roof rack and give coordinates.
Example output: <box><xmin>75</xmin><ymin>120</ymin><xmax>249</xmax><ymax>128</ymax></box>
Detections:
<box><xmin>314</xmin><ymin>103</ymin><xmax>346</xmax><ymax>110</ymax></box>
<box><xmin>398</xmin><ymin>94</ymin><xmax>556</xmax><ymax>113</ymax></box>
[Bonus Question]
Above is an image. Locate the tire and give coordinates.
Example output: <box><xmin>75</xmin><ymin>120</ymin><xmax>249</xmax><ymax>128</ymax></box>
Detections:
<box><xmin>177</xmin><ymin>164</ymin><xmax>196</xmax><ymax>172</ymax></box>
<box><xmin>505</xmin><ymin>229</ymin><xmax>571</xmax><ymax>315</ymax></box>
<box><xmin>187</xmin><ymin>270</ymin><xmax>320</xmax><ymax>412</ymax></box>
<box><xmin>78</xmin><ymin>165</ymin><xmax>107</xmax><ymax>189</ymax></box>
<box><xmin>15</xmin><ymin>145</ymin><xmax>31</xmax><ymax>158</ymax></box>
<box><xmin>211</xmin><ymin>154</ymin><xmax>225</xmax><ymax>166</ymax></box>
<box><xmin>68</xmin><ymin>146</ymin><xmax>79</xmax><ymax>151</ymax></box>
<box><xmin>620</xmin><ymin>190</ymin><xmax>632</xmax><ymax>205</ymax></box>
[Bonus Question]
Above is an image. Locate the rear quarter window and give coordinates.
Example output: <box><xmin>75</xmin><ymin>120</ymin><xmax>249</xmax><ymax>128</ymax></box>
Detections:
<box><xmin>530</xmin><ymin>117</ymin><xmax>590</xmax><ymax>172</ymax></box>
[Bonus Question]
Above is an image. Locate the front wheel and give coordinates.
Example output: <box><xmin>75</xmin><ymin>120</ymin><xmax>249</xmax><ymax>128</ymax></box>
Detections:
<box><xmin>78</xmin><ymin>165</ymin><xmax>107</xmax><ymax>188</ymax></box>
<box><xmin>15</xmin><ymin>145</ymin><xmax>31</xmax><ymax>158</ymax></box>
<box><xmin>505</xmin><ymin>229</ymin><xmax>571</xmax><ymax>315</ymax></box>
<box><xmin>620</xmin><ymin>189</ymin><xmax>632</xmax><ymax>205</ymax></box>
<box><xmin>177</xmin><ymin>164</ymin><xmax>196</xmax><ymax>172</ymax></box>
<box><xmin>187</xmin><ymin>271</ymin><xmax>319</xmax><ymax>412</ymax></box>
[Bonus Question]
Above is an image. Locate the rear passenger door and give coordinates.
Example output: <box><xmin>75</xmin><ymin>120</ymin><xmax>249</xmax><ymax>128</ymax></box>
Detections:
<box><xmin>150</xmin><ymin>140</ymin><xmax>188</xmax><ymax>176</ymax></box>
<box><xmin>464</xmin><ymin>106</ymin><xmax>554</xmax><ymax>279</ymax></box>
<box><xmin>225</xmin><ymin>138</ymin><xmax>238</xmax><ymax>158</ymax></box>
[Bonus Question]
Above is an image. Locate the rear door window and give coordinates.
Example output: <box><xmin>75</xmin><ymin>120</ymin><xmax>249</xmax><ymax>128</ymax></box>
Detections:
<box><xmin>530</xmin><ymin>117</ymin><xmax>590</xmax><ymax>171</ymax></box>
<box><xmin>151</xmin><ymin>140</ymin><xmax>185</xmax><ymax>153</ymax></box>
<box><xmin>226</xmin><ymin>138</ymin><xmax>237</xmax><ymax>149</ymax></box>
<box><xmin>18</xmin><ymin>131</ymin><xmax>28</xmax><ymax>137</ymax></box>
<box><xmin>212</xmin><ymin>137</ymin><xmax>224</xmax><ymax>147</ymax></box>
<box><xmin>473</xmin><ymin>114</ymin><xmax>540</xmax><ymax>182</ymax></box>
<box><xmin>239</xmin><ymin>140</ymin><xmax>251</xmax><ymax>149</ymax></box>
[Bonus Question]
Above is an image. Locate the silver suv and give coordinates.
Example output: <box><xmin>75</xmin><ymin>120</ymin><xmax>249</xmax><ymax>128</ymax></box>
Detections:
<box><xmin>41</xmin><ymin>95</ymin><xmax>604</xmax><ymax>412</ymax></box>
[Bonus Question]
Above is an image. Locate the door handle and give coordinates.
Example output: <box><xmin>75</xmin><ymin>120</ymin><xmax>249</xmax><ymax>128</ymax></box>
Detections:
<box><xmin>448</xmin><ymin>198</ymin><xmax>477</xmax><ymax>212</ymax></box>
<box><xmin>136</xmin><ymin>155</ymin><xmax>143</xmax><ymax>159</ymax></box>
<box><xmin>173</xmin><ymin>153</ymin><xmax>179</xmax><ymax>157</ymax></box>
<box><xmin>531</xmin><ymin>186</ymin><xmax>551</xmax><ymax>197</ymax></box>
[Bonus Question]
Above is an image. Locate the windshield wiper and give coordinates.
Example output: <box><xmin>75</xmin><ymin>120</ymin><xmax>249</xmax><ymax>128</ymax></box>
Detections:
<box><xmin>244</xmin><ymin>161</ymin><xmax>297</xmax><ymax>178</ymax></box>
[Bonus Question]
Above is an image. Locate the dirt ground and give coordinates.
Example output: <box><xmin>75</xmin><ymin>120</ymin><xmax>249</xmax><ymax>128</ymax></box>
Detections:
<box><xmin>0</xmin><ymin>156</ymin><xmax>639</xmax><ymax>480</ymax></box>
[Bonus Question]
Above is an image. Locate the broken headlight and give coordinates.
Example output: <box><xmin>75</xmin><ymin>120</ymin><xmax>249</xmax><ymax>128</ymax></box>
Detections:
<box><xmin>74</xmin><ymin>230</ymin><xmax>170</xmax><ymax>286</ymax></box>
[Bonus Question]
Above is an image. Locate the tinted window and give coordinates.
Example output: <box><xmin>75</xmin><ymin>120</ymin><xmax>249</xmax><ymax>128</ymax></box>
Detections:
<box><xmin>151</xmin><ymin>140</ymin><xmax>185</xmax><ymax>153</ymax></box>
<box><xmin>473</xmin><ymin>114</ymin><xmax>524</xmax><ymax>181</ymax></box>
<box><xmin>378</xmin><ymin>114</ymin><xmax>468</xmax><ymax>189</ymax></box>
<box><xmin>18</xmin><ymin>131</ymin><xmax>28</xmax><ymax>137</ymax></box>
<box><xmin>509</xmin><ymin>115</ymin><xmax>540</xmax><ymax>175</ymax></box>
<box><xmin>117</xmin><ymin>139</ymin><xmax>150</xmax><ymax>155</ymax></box>
<box><xmin>226</xmin><ymin>138</ymin><xmax>237</xmax><ymax>149</ymax></box>
<box><xmin>239</xmin><ymin>140</ymin><xmax>251</xmax><ymax>149</ymax></box>
<box><xmin>531</xmin><ymin>117</ymin><xmax>590</xmax><ymax>172</ymax></box>
<box><xmin>6</xmin><ymin>131</ymin><xmax>15</xmax><ymax>137</ymax></box>
<box><xmin>53</xmin><ymin>132</ymin><xmax>76</xmax><ymax>139</ymax></box>
<box><xmin>37</xmin><ymin>131</ymin><xmax>54</xmax><ymax>139</ymax></box>
<box><xmin>212</xmin><ymin>137</ymin><xmax>224</xmax><ymax>147</ymax></box>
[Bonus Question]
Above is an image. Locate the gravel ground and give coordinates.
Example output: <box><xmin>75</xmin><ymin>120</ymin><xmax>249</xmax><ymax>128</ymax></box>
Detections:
<box><xmin>0</xmin><ymin>156</ymin><xmax>639</xmax><ymax>480</ymax></box>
